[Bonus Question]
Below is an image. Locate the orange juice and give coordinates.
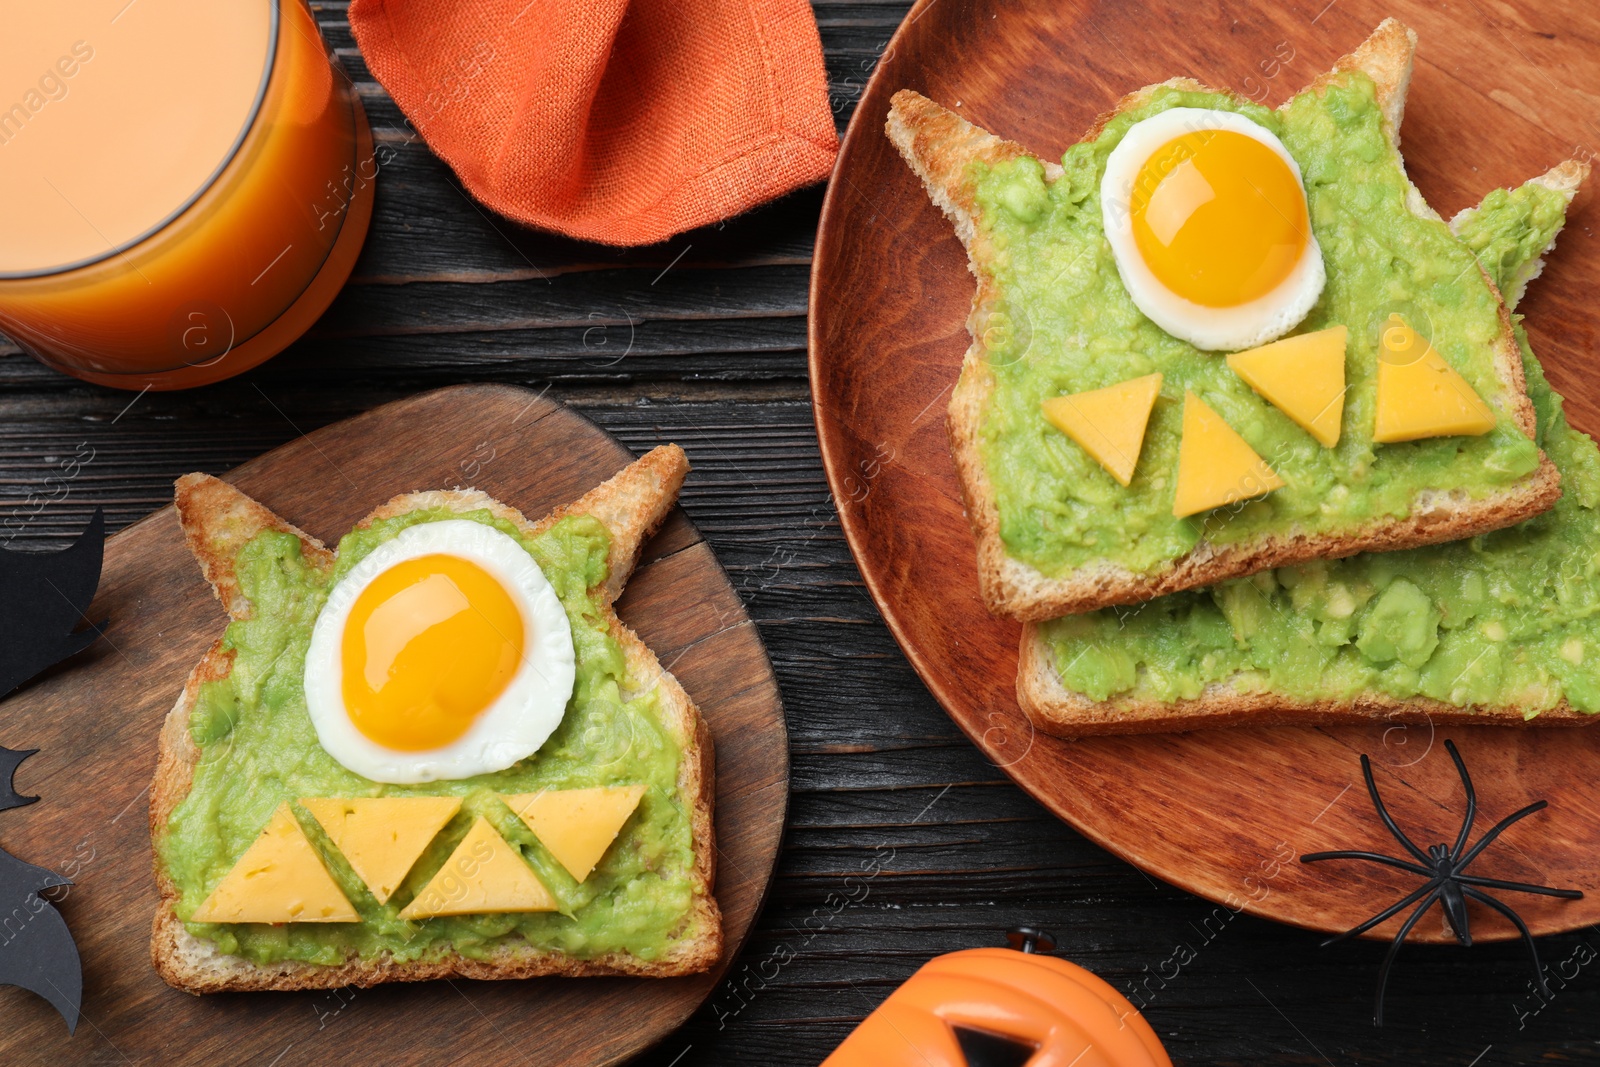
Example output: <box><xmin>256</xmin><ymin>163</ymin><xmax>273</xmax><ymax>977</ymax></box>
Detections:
<box><xmin>0</xmin><ymin>0</ymin><xmax>373</xmax><ymax>390</ymax></box>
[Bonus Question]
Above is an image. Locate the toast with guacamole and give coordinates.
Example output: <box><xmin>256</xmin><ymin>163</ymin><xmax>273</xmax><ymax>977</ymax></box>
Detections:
<box><xmin>150</xmin><ymin>447</ymin><xmax>722</xmax><ymax>992</ymax></box>
<box><xmin>1020</xmin><ymin>162</ymin><xmax>1598</xmax><ymax>734</ymax></box>
<box><xmin>886</xmin><ymin>20</ymin><xmax>1560</xmax><ymax>622</ymax></box>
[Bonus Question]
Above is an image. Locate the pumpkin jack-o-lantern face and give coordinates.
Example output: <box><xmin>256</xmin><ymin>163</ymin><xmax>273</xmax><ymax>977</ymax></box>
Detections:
<box><xmin>952</xmin><ymin>1025</ymin><xmax>1037</xmax><ymax>1067</ymax></box>
<box><xmin>824</xmin><ymin>948</ymin><xmax>1171</xmax><ymax>1067</ymax></box>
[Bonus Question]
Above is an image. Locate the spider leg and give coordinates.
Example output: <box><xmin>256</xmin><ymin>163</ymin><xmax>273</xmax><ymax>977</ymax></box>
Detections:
<box><xmin>1359</xmin><ymin>754</ymin><xmax>1432</xmax><ymax>864</ymax></box>
<box><xmin>1301</xmin><ymin>850</ymin><xmax>1432</xmax><ymax>877</ymax></box>
<box><xmin>1455</xmin><ymin>874</ymin><xmax>1584</xmax><ymax>899</ymax></box>
<box><xmin>1456</xmin><ymin>800</ymin><xmax>1549</xmax><ymax>871</ymax></box>
<box><xmin>1444</xmin><ymin>739</ymin><xmax>1476</xmax><ymax>861</ymax></box>
<box><xmin>1321</xmin><ymin>878</ymin><xmax>1441</xmax><ymax>947</ymax></box>
<box><xmin>1462</xmin><ymin>885</ymin><xmax>1551</xmax><ymax>998</ymax></box>
<box><xmin>1372</xmin><ymin>885</ymin><xmax>1443</xmax><ymax>1026</ymax></box>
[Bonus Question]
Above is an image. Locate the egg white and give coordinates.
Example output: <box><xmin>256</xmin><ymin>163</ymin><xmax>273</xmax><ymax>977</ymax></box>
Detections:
<box><xmin>1100</xmin><ymin>107</ymin><xmax>1325</xmax><ymax>352</ymax></box>
<box><xmin>303</xmin><ymin>519</ymin><xmax>576</xmax><ymax>784</ymax></box>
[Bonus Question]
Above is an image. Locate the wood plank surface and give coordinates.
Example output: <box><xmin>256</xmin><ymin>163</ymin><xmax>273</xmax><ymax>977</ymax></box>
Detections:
<box><xmin>1</xmin><ymin>2</ymin><xmax>1598</xmax><ymax>1064</ymax></box>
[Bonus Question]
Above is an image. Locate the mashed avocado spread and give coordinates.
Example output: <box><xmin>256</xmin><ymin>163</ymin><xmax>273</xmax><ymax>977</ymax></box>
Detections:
<box><xmin>158</xmin><ymin>509</ymin><xmax>697</xmax><ymax>965</ymax></box>
<box><xmin>970</xmin><ymin>73</ymin><xmax>1541</xmax><ymax>577</ymax></box>
<box><xmin>1042</xmin><ymin>181</ymin><xmax>1600</xmax><ymax>716</ymax></box>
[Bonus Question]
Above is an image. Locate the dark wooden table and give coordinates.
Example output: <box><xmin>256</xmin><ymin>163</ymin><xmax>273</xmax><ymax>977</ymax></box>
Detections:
<box><xmin>3</xmin><ymin>3</ymin><xmax>1597</xmax><ymax>1064</ymax></box>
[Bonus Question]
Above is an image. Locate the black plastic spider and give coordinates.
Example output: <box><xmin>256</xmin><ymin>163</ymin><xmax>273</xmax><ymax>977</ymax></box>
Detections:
<box><xmin>1301</xmin><ymin>738</ymin><xmax>1583</xmax><ymax>1026</ymax></box>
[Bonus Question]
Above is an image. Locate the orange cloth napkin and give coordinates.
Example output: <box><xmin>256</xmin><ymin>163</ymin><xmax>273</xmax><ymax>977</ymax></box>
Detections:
<box><xmin>349</xmin><ymin>0</ymin><xmax>839</xmax><ymax>246</ymax></box>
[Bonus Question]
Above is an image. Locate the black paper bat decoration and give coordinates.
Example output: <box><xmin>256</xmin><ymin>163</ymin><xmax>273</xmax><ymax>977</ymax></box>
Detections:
<box><xmin>0</xmin><ymin>507</ymin><xmax>104</xmax><ymax>699</ymax></box>
<box><xmin>0</xmin><ymin>746</ymin><xmax>80</xmax><ymax>1033</ymax></box>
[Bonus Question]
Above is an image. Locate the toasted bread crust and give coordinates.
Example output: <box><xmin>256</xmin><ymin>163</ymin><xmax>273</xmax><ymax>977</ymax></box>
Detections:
<box><xmin>1015</xmin><ymin>623</ymin><xmax>1595</xmax><ymax>735</ymax></box>
<box><xmin>150</xmin><ymin>447</ymin><xmax>722</xmax><ymax>993</ymax></box>
<box><xmin>174</xmin><ymin>472</ymin><xmax>334</xmax><ymax>620</ymax></box>
<box><xmin>887</xmin><ymin>19</ymin><xmax>1561</xmax><ymax>622</ymax></box>
<box><xmin>1451</xmin><ymin>159</ymin><xmax>1593</xmax><ymax>308</ymax></box>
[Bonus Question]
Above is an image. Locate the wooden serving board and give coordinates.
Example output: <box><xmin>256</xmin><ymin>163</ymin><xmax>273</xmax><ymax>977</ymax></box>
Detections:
<box><xmin>0</xmin><ymin>385</ymin><xmax>788</xmax><ymax>1063</ymax></box>
<box><xmin>811</xmin><ymin>0</ymin><xmax>1600</xmax><ymax>943</ymax></box>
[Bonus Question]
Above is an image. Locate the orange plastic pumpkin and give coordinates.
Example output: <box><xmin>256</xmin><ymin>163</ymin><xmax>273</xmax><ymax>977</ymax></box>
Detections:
<box><xmin>823</xmin><ymin>945</ymin><xmax>1171</xmax><ymax>1067</ymax></box>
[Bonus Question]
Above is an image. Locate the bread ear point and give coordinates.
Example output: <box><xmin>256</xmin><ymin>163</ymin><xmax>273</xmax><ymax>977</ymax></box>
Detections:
<box><xmin>174</xmin><ymin>473</ymin><xmax>332</xmax><ymax>621</ymax></box>
<box><xmin>1449</xmin><ymin>159</ymin><xmax>1591</xmax><ymax>310</ymax></box>
<box><xmin>1324</xmin><ymin>16</ymin><xmax>1417</xmax><ymax>136</ymax></box>
<box><xmin>556</xmin><ymin>444</ymin><xmax>689</xmax><ymax>604</ymax></box>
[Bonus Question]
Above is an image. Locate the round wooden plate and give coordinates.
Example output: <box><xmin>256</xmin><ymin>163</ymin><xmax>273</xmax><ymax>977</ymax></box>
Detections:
<box><xmin>811</xmin><ymin>0</ymin><xmax>1600</xmax><ymax>942</ymax></box>
<box><xmin>0</xmin><ymin>385</ymin><xmax>787</xmax><ymax>1063</ymax></box>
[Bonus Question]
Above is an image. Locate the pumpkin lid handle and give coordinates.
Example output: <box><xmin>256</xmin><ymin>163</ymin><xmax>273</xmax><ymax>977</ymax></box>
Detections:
<box><xmin>1004</xmin><ymin>926</ymin><xmax>1056</xmax><ymax>954</ymax></box>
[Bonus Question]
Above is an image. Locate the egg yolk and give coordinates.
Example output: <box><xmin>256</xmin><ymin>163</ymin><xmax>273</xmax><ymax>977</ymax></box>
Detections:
<box><xmin>341</xmin><ymin>554</ymin><xmax>524</xmax><ymax>752</ymax></box>
<box><xmin>1129</xmin><ymin>129</ymin><xmax>1309</xmax><ymax>308</ymax></box>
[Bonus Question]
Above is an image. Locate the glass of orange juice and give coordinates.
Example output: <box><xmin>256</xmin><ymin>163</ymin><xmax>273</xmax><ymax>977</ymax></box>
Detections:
<box><xmin>0</xmin><ymin>0</ymin><xmax>374</xmax><ymax>390</ymax></box>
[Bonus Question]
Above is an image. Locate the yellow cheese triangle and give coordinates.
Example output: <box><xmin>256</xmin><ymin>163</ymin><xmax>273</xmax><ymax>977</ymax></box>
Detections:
<box><xmin>398</xmin><ymin>817</ymin><xmax>556</xmax><ymax>919</ymax></box>
<box><xmin>1041</xmin><ymin>373</ymin><xmax>1163</xmax><ymax>486</ymax></box>
<box><xmin>504</xmin><ymin>784</ymin><xmax>647</xmax><ymax>883</ymax></box>
<box><xmin>301</xmin><ymin>796</ymin><xmax>462</xmax><ymax>904</ymax></box>
<box><xmin>1374</xmin><ymin>315</ymin><xmax>1497</xmax><ymax>443</ymax></box>
<box><xmin>1173</xmin><ymin>392</ymin><xmax>1286</xmax><ymax>518</ymax></box>
<box><xmin>191</xmin><ymin>803</ymin><xmax>359</xmax><ymax>924</ymax></box>
<box><xmin>1225</xmin><ymin>325</ymin><xmax>1347</xmax><ymax>447</ymax></box>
